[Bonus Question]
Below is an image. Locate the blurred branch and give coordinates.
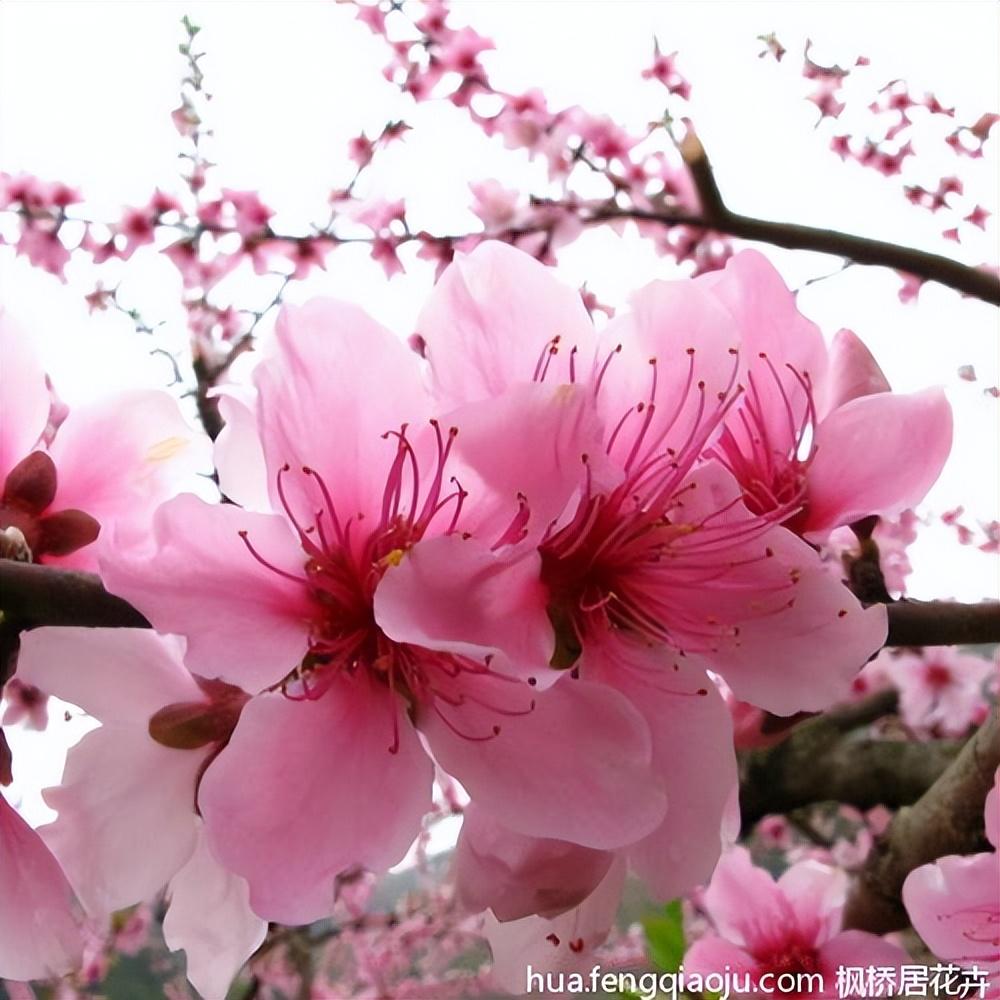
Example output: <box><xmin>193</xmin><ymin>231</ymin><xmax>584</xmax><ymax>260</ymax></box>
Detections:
<box><xmin>0</xmin><ymin>561</ymin><xmax>149</xmax><ymax>630</ymax></box>
<box><xmin>739</xmin><ymin>690</ymin><xmax>964</xmax><ymax>829</ymax></box>
<box><xmin>885</xmin><ymin>599</ymin><xmax>1000</xmax><ymax>646</ymax></box>
<box><xmin>589</xmin><ymin>133</ymin><xmax>1000</xmax><ymax>306</ymax></box>
<box><xmin>843</xmin><ymin>708</ymin><xmax>1000</xmax><ymax>933</ymax></box>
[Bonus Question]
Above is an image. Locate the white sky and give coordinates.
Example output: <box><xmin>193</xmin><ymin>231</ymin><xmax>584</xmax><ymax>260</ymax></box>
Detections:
<box><xmin>1</xmin><ymin>1</ymin><xmax>998</xmax><ymax>824</ymax></box>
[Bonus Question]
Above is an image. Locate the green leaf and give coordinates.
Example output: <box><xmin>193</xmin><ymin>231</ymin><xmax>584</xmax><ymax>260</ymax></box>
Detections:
<box><xmin>642</xmin><ymin>898</ymin><xmax>685</xmax><ymax>973</ymax></box>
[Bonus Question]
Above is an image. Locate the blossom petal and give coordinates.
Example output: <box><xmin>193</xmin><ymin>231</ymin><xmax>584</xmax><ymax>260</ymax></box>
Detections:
<box><xmin>101</xmin><ymin>494</ymin><xmax>313</xmax><ymax>693</ymax></box>
<box><xmin>375</xmin><ymin>535</ymin><xmax>552</xmax><ymax>678</ymax></box>
<box><xmin>163</xmin><ymin>827</ymin><xmax>267</xmax><ymax>1000</ymax></box>
<box><xmin>902</xmin><ymin>852</ymin><xmax>1000</xmax><ymax>964</ymax></box>
<box><xmin>444</xmin><ymin>381</ymin><xmax>612</xmax><ymax>547</ymax></box>
<box><xmin>47</xmin><ymin>390</ymin><xmax>211</xmax><ymax>570</ymax></box>
<box><xmin>484</xmin><ymin>859</ymin><xmax>626</xmax><ymax>994</ymax></box>
<box><xmin>41</xmin><ymin>726</ymin><xmax>203</xmax><ymax>917</ymax></box>
<box><xmin>702</xmin><ymin>846</ymin><xmax>796</xmax><ymax>953</ymax></box>
<box><xmin>818</xmin><ymin>930</ymin><xmax>909</xmax><ymax>980</ymax></box>
<box><xmin>255</xmin><ymin>298</ymin><xmax>431</xmax><ymax>526</ymax></box>
<box><xmin>199</xmin><ymin>673</ymin><xmax>433</xmax><ymax>925</ymax></box>
<box><xmin>454</xmin><ymin>804</ymin><xmax>613</xmax><ymax>921</ymax></box>
<box><xmin>776</xmin><ymin>860</ymin><xmax>847</xmax><ymax>946</ymax></box>
<box><xmin>420</xmin><ymin>673</ymin><xmax>666</xmax><ymax>850</ymax></box>
<box><xmin>17</xmin><ymin>627</ymin><xmax>199</xmax><ymax>724</ymax></box>
<box><xmin>589</xmin><ymin>636</ymin><xmax>737</xmax><ymax>900</ymax></box>
<box><xmin>213</xmin><ymin>386</ymin><xmax>270</xmax><ymax>512</ymax></box>
<box><xmin>804</xmin><ymin>388</ymin><xmax>953</xmax><ymax>536</ymax></box>
<box><xmin>417</xmin><ymin>241</ymin><xmax>596</xmax><ymax>408</ymax></box>
<box><xmin>0</xmin><ymin>795</ymin><xmax>82</xmax><ymax>982</ymax></box>
<box><xmin>818</xmin><ymin>328</ymin><xmax>891</xmax><ymax>417</ymax></box>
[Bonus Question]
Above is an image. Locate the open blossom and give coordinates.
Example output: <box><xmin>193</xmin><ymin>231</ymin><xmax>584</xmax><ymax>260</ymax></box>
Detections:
<box><xmin>103</xmin><ymin>297</ymin><xmax>669</xmax><ymax>925</ymax></box>
<box><xmin>376</xmin><ymin>242</ymin><xmax>887</xmax><ymax>954</ymax></box>
<box><xmin>903</xmin><ymin>768</ymin><xmax>1000</xmax><ymax>995</ymax></box>
<box><xmin>685</xmin><ymin>848</ymin><xmax>908</xmax><ymax>998</ymax></box>
<box><xmin>884</xmin><ymin>647</ymin><xmax>993</xmax><ymax>736</ymax></box>
<box><xmin>16</xmin><ymin>627</ymin><xmax>266</xmax><ymax>999</ymax></box>
<box><xmin>699</xmin><ymin>254</ymin><xmax>952</xmax><ymax>540</ymax></box>
<box><xmin>0</xmin><ymin>312</ymin><xmax>209</xmax><ymax>571</ymax></box>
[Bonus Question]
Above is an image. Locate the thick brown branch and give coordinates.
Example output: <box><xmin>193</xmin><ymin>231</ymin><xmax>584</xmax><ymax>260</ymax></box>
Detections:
<box><xmin>844</xmin><ymin>709</ymin><xmax>1000</xmax><ymax>933</ymax></box>
<box><xmin>588</xmin><ymin>133</ymin><xmax>1000</xmax><ymax>306</ymax></box>
<box><xmin>0</xmin><ymin>561</ymin><xmax>149</xmax><ymax>629</ymax></box>
<box><xmin>739</xmin><ymin>691</ymin><xmax>963</xmax><ymax>829</ymax></box>
<box><xmin>886</xmin><ymin>599</ymin><xmax>1000</xmax><ymax>647</ymax></box>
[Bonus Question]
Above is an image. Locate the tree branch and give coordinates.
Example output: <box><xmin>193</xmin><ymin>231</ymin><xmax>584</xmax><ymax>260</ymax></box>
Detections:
<box><xmin>885</xmin><ymin>598</ymin><xmax>1000</xmax><ymax>647</ymax></box>
<box><xmin>1</xmin><ymin>562</ymin><xmax>996</xmax><ymax>647</ymax></box>
<box><xmin>739</xmin><ymin>690</ymin><xmax>963</xmax><ymax>830</ymax></box>
<box><xmin>588</xmin><ymin>133</ymin><xmax>1000</xmax><ymax>307</ymax></box>
<box><xmin>843</xmin><ymin>708</ymin><xmax>1000</xmax><ymax>933</ymax></box>
<box><xmin>0</xmin><ymin>561</ymin><xmax>149</xmax><ymax>629</ymax></box>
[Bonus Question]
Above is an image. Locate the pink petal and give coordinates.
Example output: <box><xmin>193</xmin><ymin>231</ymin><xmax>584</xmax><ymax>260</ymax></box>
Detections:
<box><xmin>212</xmin><ymin>386</ymin><xmax>270</xmax><ymax>512</ymax></box>
<box><xmin>659</xmin><ymin>463</ymin><xmax>888</xmax><ymax>714</ymax></box>
<box><xmin>254</xmin><ymin>298</ymin><xmax>431</xmax><ymax>527</ymax></box>
<box><xmin>443</xmin><ymin>381</ymin><xmax>613</xmax><ymax>547</ymax></box>
<box><xmin>484</xmin><ymin>858</ymin><xmax>626</xmax><ymax>994</ymax></box>
<box><xmin>902</xmin><ymin>852</ymin><xmax>1000</xmax><ymax>964</ymax></box>
<box><xmin>818</xmin><ymin>930</ymin><xmax>909</xmax><ymax>979</ymax></box>
<box><xmin>698</xmin><ymin>250</ymin><xmax>828</xmax><ymax>381</ymax></box>
<box><xmin>703</xmin><ymin>846</ymin><xmax>797</xmax><ymax>953</ymax></box>
<box><xmin>0</xmin><ymin>795</ymin><xmax>82</xmax><ymax>982</ymax></box>
<box><xmin>0</xmin><ymin>312</ymin><xmax>49</xmax><ymax>480</ymax></box>
<box><xmin>985</xmin><ymin>768</ymin><xmax>999</xmax><ymax>849</ymax></box>
<box><xmin>420</xmin><ymin>673</ymin><xmax>666</xmax><ymax>850</ymax></box>
<box><xmin>455</xmin><ymin>803</ymin><xmax>613</xmax><ymax>921</ymax></box>
<box><xmin>776</xmin><ymin>860</ymin><xmax>848</xmax><ymax>946</ymax></box>
<box><xmin>375</xmin><ymin>535</ymin><xmax>552</xmax><ymax>679</ymax></box>
<box><xmin>41</xmin><ymin>725</ymin><xmax>204</xmax><ymax>917</ymax></box>
<box><xmin>818</xmin><ymin>329</ymin><xmax>891</xmax><ymax>417</ymax></box>
<box><xmin>46</xmin><ymin>390</ymin><xmax>211</xmax><ymax>570</ymax></box>
<box><xmin>684</xmin><ymin>935</ymin><xmax>758</xmax><ymax>980</ymax></box>
<box><xmin>417</xmin><ymin>241</ymin><xmax>597</xmax><ymax>408</ymax></box>
<box><xmin>803</xmin><ymin>388</ymin><xmax>953</xmax><ymax>536</ymax></box>
<box><xmin>199</xmin><ymin>673</ymin><xmax>433</xmax><ymax>925</ymax></box>
<box><xmin>589</xmin><ymin>636</ymin><xmax>736</xmax><ymax>900</ymax></box>
<box><xmin>17</xmin><ymin>627</ymin><xmax>199</xmax><ymax>724</ymax></box>
<box><xmin>163</xmin><ymin>827</ymin><xmax>267</xmax><ymax>1000</ymax></box>
<box><xmin>595</xmin><ymin>277</ymin><xmax>744</xmax><ymax>470</ymax></box>
<box><xmin>101</xmin><ymin>494</ymin><xmax>313</xmax><ymax>693</ymax></box>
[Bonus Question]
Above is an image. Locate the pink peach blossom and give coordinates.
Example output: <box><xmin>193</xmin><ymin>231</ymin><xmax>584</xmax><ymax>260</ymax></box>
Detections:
<box><xmin>102</xmin><ymin>297</ymin><xmax>668</xmax><ymax>925</ymax></box>
<box><xmin>902</xmin><ymin>768</ymin><xmax>1000</xmax><ymax>994</ymax></box>
<box><xmin>0</xmin><ymin>313</ymin><xmax>210</xmax><ymax>571</ymax></box>
<box><xmin>885</xmin><ymin>647</ymin><xmax>993</xmax><ymax>736</ymax></box>
<box><xmin>16</xmin><ymin>627</ymin><xmax>265</xmax><ymax>996</ymax></box>
<box><xmin>685</xmin><ymin>847</ymin><xmax>908</xmax><ymax>998</ymax></box>
<box><xmin>700</xmin><ymin>254</ymin><xmax>952</xmax><ymax>539</ymax></box>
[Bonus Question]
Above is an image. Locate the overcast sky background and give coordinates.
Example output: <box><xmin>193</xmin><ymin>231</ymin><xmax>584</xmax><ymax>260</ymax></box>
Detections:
<box><xmin>1</xmin><ymin>1</ymin><xmax>997</xmax><ymax>828</ymax></box>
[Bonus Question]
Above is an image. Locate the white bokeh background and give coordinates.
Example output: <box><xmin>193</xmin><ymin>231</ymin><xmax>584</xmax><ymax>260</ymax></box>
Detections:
<box><xmin>2</xmin><ymin>1</ymin><xmax>998</xmax><ymax>831</ymax></box>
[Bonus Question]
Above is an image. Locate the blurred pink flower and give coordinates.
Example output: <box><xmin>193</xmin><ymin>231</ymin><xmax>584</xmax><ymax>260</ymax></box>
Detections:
<box><xmin>686</xmin><ymin>847</ymin><xmax>908</xmax><ymax>997</ymax></box>
<box><xmin>903</xmin><ymin>768</ymin><xmax>1000</xmax><ymax>995</ymax></box>
<box><xmin>0</xmin><ymin>313</ymin><xmax>209</xmax><ymax>571</ymax></box>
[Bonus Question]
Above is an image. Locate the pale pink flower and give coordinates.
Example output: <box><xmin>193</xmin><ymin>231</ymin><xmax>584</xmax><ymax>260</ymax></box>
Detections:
<box><xmin>701</xmin><ymin>254</ymin><xmax>952</xmax><ymax>539</ymax></box>
<box><xmin>15</xmin><ymin>224</ymin><xmax>70</xmax><ymax>279</ymax></box>
<box><xmin>685</xmin><ymin>847</ymin><xmax>908</xmax><ymax>997</ymax></box>
<box><xmin>0</xmin><ymin>793</ymin><xmax>83</xmax><ymax>982</ymax></box>
<box><xmin>16</xmin><ymin>627</ymin><xmax>266</xmax><ymax>997</ymax></box>
<box><xmin>885</xmin><ymin>648</ymin><xmax>993</xmax><ymax>736</ymax></box>
<box><xmin>0</xmin><ymin>313</ymin><xmax>210</xmax><ymax>571</ymax></box>
<box><xmin>469</xmin><ymin>179</ymin><xmax>520</xmax><ymax>231</ymax></box>
<box><xmin>435</xmin><ymin>26</ymin><xmax>493</xmax><ymax>78</ymax></box>
<box><xmin>102</xmin><ymin>298</ymin><xmax>667</xmax><ymax>925</ymax></box>
<box><xmin>902</xmin><ymin>768</ymin><xmax>1000</xmax><ymax>994</ymax></box>
<box><xmin>385</xmin><ymin>243</ymin><xmax>887</xmax><ymax>932</ymax></box>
